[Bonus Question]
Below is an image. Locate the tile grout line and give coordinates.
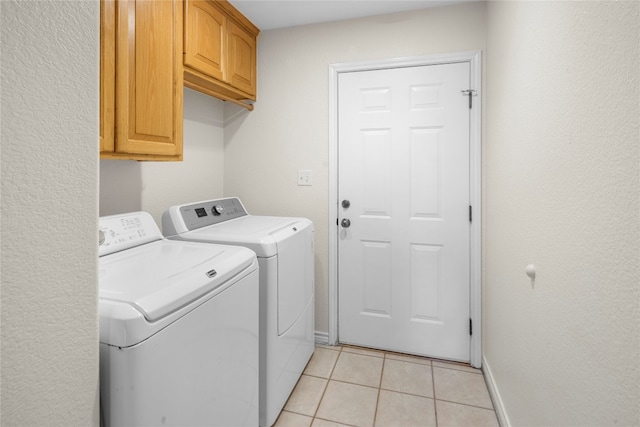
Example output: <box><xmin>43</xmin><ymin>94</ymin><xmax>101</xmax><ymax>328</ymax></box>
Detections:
<box><xmin>371</xmin><ymin>352</ymin><xmax>388</xmax><ymax>427</ymax></box>
<box><xmin>432</xmin><ymin>359</ymin><xmax>439</xmax><ymax>427</ymax></box>
<box><xmin>433</xmin><ymin>364</ymin><xmax>482</xmax><ymax>372</ymax></box>
<box><xmin>434</xmin><ymin>397</ymin><xmax>498</xmax><ymax>412</ymax></box>
<box><xmin>310</xmin><ymin>345</ymin><xmax>342</xmax><ymax>426</ymax></box>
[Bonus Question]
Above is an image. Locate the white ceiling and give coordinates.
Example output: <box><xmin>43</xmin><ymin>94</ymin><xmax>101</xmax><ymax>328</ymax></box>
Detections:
<box><xmin>228</xmin><ymin>0</ymin><xmax>475</xmax><ymax>31</ymax></box>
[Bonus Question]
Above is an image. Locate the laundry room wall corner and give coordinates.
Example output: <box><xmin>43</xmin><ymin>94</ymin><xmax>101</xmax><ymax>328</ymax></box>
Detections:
<box><xmin>100</xmin><ymin>88</ymin><xmax>225</xmax><ymax>224</ymax></box>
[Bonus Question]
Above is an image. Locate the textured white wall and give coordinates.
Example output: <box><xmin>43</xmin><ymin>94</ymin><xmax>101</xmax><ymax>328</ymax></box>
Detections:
<box><xmin>0</xmin><ymin>1</ymin><xmax>100</xmax><ymax>426</ymax></box>
<box><xmin>100</xmin><ymin>88</ymin><xmax>225</xmax><ymax>225</ymax></box>
<box><xmin>484</xmin><ymin>1</ymin><xmax>639</xmax><ymax>425</ymax></box>
<box><xmin>223</xmin><ymin>2</ymin><xmax>487</xmax><ymax>334</ymax></box>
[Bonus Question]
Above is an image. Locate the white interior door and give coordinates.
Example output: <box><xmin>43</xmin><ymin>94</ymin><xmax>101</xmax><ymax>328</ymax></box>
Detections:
<box><xmin>338</xmin><ymin>62</ymin><xmax>471</xmax><ymax>361</ymax></box>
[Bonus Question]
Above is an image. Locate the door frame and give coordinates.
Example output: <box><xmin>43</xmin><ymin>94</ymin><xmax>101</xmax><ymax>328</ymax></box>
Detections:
<box><xmin>328</xmin><ymin>51</ymin><xmax>482</xmax><ymax>368</ymax></box>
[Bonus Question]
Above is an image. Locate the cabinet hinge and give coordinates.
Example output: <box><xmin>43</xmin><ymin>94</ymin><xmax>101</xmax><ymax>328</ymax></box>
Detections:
<box><xmin>469</xmin><ymin>318</ymin><xmax>473</xmax><ymax>336</ymax></box>
<box><xmin>461</xmin><ymin>89</ymin><xmax>477</xmax><ymax>109</ymax></box>
<box><xmin>469</xmin><ymin>205</ymin><xmax>472</xmax><ymax>223</ymax></box>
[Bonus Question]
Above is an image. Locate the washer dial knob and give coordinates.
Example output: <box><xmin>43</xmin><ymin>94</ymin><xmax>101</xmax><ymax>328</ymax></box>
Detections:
<box><xmin>212</xmin><ymin>205</ymin><xmax>225</xmax><ymax>215</ymax></box>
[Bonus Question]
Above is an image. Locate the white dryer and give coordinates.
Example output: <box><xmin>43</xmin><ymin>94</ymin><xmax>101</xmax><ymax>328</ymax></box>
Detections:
<box><xmin>99</xmin><ymin>212</ymin><xmax>259</xmax><ymax>427</ymax></box>
<box><xmin>163</xmin><ymin>197</ymin><xmax>314</xmax><ymax>427</ymax></box>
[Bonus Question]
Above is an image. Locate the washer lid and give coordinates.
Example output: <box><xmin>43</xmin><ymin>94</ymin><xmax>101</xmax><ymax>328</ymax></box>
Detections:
<box><xmin>99</xmin><ymin>239</ymin><xmax>256</xmax><ymax>322</ymax></box>
<box><xmin>177</xmin><ymin>216</ymin><xmax>312</xmax><ymax>257</ymax></box>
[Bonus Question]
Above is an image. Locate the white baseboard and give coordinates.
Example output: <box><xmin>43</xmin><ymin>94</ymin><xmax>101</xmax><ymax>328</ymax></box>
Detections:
<box><xmin>483</xmin><ymin>356</ymin><xmax>510</xmax><ymax>427</ymax></box>
<box><xmin>314</xmin><ymin>331</ymin><xmax>329</xmax><ymax>346</ymax></box>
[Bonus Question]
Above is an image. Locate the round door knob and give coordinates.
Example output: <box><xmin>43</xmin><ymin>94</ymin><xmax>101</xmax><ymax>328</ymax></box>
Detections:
<box><xmin>342</xmin><ymin>200</ymin><xmax>351</xmax><ymax>209</ymax></box>
<box><xmin>341</xmin><ymin>218</ymin><xmax>351</xmax><ymax>228</ymax></box>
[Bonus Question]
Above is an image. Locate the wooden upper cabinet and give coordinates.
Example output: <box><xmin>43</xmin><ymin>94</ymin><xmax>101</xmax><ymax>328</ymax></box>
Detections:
<box><xmin>184</xmin><ymin>1</ymin><xmax>226</xmax><ymax>82</ymax></box>
<box><xmin>100</xmin><ymin>0</ymin><xmax>184</xmax><ymax>161</ymax></box>
<box><xmin>183</xmin><ymin>0</ymin><xmax>259</xmax><ymax>109</ymax></box>
<box><xmin>227</xmin><ymin>20</ymin><xmax>257</xmax><ymax>97</ymax></box>
<box><xmin>100</xmin><ymin>0</ymin><xmax>115</xmax><ymax>154</ymax></box>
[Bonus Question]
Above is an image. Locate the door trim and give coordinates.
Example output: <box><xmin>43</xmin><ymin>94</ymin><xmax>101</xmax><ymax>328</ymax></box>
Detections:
<box><xmin>328</xmin><ymin>51</ymin><xmax>482</xmax><ymax>367</ymax></box>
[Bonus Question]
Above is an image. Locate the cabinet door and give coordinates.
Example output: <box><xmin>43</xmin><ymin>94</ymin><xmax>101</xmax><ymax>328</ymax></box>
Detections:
<box><xmin>100</xmin><ymin>0</ymin><xmax>115</xmax><ymax>153</ymax></box>
<box><xmin>115</xmin><ymin>0</ymin><xmax>183</xmax><ymax>157</ymax></box>
<box><xmin>184</xmin><ymin>0</ymin><xmax>226</xmax><ymax>82</ymax></box>
<box><xmin>227</xmin><ymin>20</ymin><xmax>256</xmax><ymax>97</ymax></box>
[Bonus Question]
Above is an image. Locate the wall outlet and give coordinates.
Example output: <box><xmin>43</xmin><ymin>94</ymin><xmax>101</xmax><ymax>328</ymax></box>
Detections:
<box><xmin>297</xmin><ymin>170</ymin><xmax>312</xmax><ymax>186</ymax></box>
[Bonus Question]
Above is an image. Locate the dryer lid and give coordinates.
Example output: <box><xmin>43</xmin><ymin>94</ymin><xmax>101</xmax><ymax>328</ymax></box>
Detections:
<box><xmin>99</xmin><ymin>239</ymin><xmax>256</xmax><ymax>322</ymax></box>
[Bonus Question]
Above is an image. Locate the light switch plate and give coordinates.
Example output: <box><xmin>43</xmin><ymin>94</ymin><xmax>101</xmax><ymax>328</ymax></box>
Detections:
<box><xmin>297</xmin><ymin>170</ymin><xmax>312</xmax><ymax>186</ymax></box>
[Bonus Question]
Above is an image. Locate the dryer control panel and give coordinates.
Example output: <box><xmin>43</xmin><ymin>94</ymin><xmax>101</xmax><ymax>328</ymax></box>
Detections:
<box><xmin>174</xmin><ymin>198</ymin><xmax>248</xmax><ymax>231</ymax></box>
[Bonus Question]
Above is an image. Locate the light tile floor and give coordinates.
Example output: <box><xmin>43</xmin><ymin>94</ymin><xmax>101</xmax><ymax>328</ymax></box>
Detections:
<box><xmin>274</xmin><ymin>345</ymin><xmax>499</xmax><ymax>427</ymax></box>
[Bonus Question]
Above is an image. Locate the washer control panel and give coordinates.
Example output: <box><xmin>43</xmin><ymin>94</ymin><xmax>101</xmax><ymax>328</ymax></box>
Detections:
<box><xmin>99</xmin><ymin>212</ymin><xmax>161</xmax><ymax>256</ymax></box>
<box><xmin>180</xmin><ymin>198</ymin><xmax>248</xmax><ymax>231</ymax></box>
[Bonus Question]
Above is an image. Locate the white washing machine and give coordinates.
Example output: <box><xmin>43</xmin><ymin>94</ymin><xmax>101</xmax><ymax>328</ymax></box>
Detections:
<box><xmin>99</xmin><ymin>212</ymin><xmax>259</xmax><ymax>427</ymax></box>
<box><xmin>162</xmin><ymin>197</ymin><xmax>314</xmax><ymax>427</ymax></box>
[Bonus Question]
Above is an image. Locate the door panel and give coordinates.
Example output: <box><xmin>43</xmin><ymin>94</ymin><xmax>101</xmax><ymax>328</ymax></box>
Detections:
<box><xmin>184</xmin><ymin>0</ymin><xmax>226</xmax><ymax>81</ymax></box>
<box><xmin>227</xmin><ymin>20</ymin><xmax>257</xmax><ymax>97</ymax></box>
<box><xmin>338</xmin><ymin>63</ymin><xmax>470</xmax><ymax>361</ymax></box>
<box><xmin>115</xmin><ymin>0</ymin><xmax>183</xmax><ymax>156</ymax></box>
<box><xmin>361</xmin><ymin>240</ymin><xmax>392</xmax><ymax>317</ymax></box>
<box><xmin>100</xmin><ymin>0</ymin><xmax>115</xmax><ymax>153</ymax></box>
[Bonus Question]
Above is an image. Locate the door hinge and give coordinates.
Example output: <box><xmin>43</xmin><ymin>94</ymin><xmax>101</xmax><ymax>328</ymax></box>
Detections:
<box><xmin>461</xmin><ymin>89</ymin><xmax>477</xmax><ymax>109</ymax></box>
<box><xmin>469</xmin><ymin>318</ymin><xmax>473</xmax><ymax>336</ymax></box>
<box><xmin>469</xmin><ymin>205</ymin><xmax>472</xmax><ymax>223</ymax></box>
